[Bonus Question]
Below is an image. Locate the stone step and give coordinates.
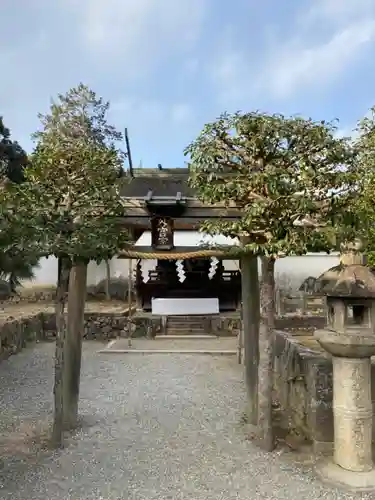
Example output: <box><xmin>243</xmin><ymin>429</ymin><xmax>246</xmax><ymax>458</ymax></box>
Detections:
<box><xmin>166</xmin><ymin>315</ymin><xmax>213</xmax><ymax>320</ymax></box>
<box><xmin>167</xmin><ymin>321</ymin><xmax>207</xmax><ymax>326</ymax></box>
<box><xmin>166</xmin><ymin>331</ymin><xmax>208</xmax><ymax>336</ymax></box>
<box><xmin>155</xmin><ymin>335</ymin><xmax>218</xmax><ymax>340</ymax></box>
<box><xmin>166</xmin><ymin>323</ymin><xmax>207</xmax><ymax>327</ymax></box>
<box><xmin>167</xmin><ymin>324</ymin><xmax>209</xmax><ymax>328</ymax></box>
<box><xmin>166</xmin><ymin>322</ymin><xmax>208</xmax><ymax>327</ymax></box>
<box><xmin>167</xmin><ymin>323</ymin><xmax>207</xmax><ymax>328</ymax></box>
<box><xmin>165</xmin><ymin>315</ymin><xmax>211</xmax><ymax>336</ymax></box>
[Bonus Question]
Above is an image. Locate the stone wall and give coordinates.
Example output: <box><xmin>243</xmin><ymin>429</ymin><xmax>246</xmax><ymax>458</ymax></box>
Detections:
<box><xmin>0</xmin><ymin>313</ymin><xmax>46</xmax><ymax>361</ymax></box>
<box><xmin>0</xmin><ymin>309</ymin><xmax>243</xmax><ymax>362</ymax></box>
<box><xmin>210</xmin><ymin>315</ymin><xmax>241</xmax><ymax>336</ymax></box>
<box><xmin>273</xmin><ymin>326</ymin><xmax>375</xmax><ymax>453</ymax></box>
<box><xmin>2</xmin><ymin>278</ymin><xmax>132</xmax><ymax>305</ymax></box>
<box><xmin>0</xmin><ymin>310</ymin><xmax>164</xmax><ymax>360</ymax></box>
<box><xmin>2</xmin><ymin>287</ymin><xmax>57</xmax><ymax>304</ymax></box>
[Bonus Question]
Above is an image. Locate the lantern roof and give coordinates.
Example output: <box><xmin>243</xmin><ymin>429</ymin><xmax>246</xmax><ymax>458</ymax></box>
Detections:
<box><xmin>316</xmin><ymin>264</ymin><xmax>375</xmax><ymax>298</ymax></box>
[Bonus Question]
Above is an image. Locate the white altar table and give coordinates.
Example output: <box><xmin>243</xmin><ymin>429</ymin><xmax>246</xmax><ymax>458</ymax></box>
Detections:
<box><xmin>151</xmin><ymin>297</ymin><xmax>219</xmax><ymax>315</ymax></box>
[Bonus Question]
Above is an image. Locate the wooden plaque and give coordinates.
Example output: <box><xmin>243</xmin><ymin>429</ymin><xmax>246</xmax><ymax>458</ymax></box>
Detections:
<box><xmin>151</xmin><ymin>216</ymin><xmax>174</xmax><ymax>250</ymax></box>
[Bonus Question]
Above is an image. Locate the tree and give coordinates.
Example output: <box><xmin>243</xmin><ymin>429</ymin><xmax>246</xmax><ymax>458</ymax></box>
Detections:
<box><xmin>352</xmin><ymin>106</ymin><xmax>375</xmax><ymax>266</ymax></box>
<box><xmin>0</xmin><ymin>118</ymin><xmax>40</xmax><ymax>291</ymax></box>
<box><xmin>185</xmin><ymin>111</ymin><xmax>356</xmax><ymax>451</ymax></box>
<box><xmin>17</xmin><ymin>84</ymin><xmax>130</xmax><ymax>446</ymax></box>
<box><xmin>0</xmin><ymin>116</ymin><xmax>28</xmax><ymax>183</ymax></box>
<box><xmin>0</xmin><ymin>251</ymin><xmax>40</xmax><ymax>292</ymax></box>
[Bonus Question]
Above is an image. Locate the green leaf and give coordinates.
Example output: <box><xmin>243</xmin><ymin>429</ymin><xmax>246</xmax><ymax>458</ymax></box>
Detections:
<box><xmin>186</xmin><ymin>111</ymin><xmax>357</xmax><ymax>256</ymax></box>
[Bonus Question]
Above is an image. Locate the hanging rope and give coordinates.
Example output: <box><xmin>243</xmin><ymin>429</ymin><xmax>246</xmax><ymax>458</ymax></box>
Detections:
<box><xmin>118</xmin><ymin>248</ymin><xmax>240</xmax><ymax>260</ymax></box>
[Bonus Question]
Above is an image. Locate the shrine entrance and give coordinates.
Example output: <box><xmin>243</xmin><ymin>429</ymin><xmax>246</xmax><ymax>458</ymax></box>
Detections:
<box><xmin>135</xmin><ymin>256</ymin><xmax>240</xmax><ymax>312</ymax></box>
<box><xmin>118</xmin><ymin>167</ymin><xmax>242</xmax><ymax>315</ymax></box>
<box><xmin>129</xmin><ymin>230</ymin><xmax>241</xmax><ymax>313</ymax></box>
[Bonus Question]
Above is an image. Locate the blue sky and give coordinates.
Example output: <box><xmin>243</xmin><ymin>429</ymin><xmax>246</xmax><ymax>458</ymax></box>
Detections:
<box><xmin>1</xmin><ymin>0</ymin><xmax>375</xmax><ymax>169</ymax></box>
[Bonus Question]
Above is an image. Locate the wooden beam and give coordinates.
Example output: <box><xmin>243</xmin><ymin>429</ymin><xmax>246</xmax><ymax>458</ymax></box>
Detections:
<box><xmin>121</xmin><ymin>197</ymin><xmax>240</xmax><ymax>209</ymax></box>
<box><xmin>131</xmin><ymin>168</ymin><xmax>189</xmax><ymax>178</ymax></box>
<box><xmin>120</xmin><ymin>218</ymin><xmax>241</xmax><ymax>231</ymax></box>
<box><xmin>120</xmin><ymin>206</ymin><xmax>242</xmax><ymax>218</ymax></box>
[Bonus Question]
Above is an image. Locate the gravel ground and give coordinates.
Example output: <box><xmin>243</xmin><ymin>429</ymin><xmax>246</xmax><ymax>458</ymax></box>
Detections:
<box><xmin>0</xmin><ymin>343</ymin><xmax>372</xmax><ymax>500</ymax></box>
<box><xmin>103</xmin><ymin>337</ymin><xmax>237</xmax><ymax>352</ymax></box>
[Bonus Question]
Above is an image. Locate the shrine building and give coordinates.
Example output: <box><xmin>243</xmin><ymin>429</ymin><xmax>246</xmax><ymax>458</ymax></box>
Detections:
<box><xmin>119</xmin><ymin>168</ymin><xmax>242</xmax><ymax>316</ymax></box>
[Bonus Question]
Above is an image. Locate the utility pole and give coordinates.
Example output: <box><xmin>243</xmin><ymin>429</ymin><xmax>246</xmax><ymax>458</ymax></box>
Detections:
<box><xmin>124</xmin><ymin>128</ymin><xmax>134</xmax><ymax>177</ymax></box>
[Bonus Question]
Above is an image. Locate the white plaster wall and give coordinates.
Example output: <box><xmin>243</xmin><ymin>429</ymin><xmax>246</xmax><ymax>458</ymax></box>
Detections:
<box><xmin>22</xmin><ymin>256</ymin><xmax>130</xmax><ymax>288</ymax></box>
<box><xmin>86</xmin><ymin>258</ymin><xmax>130</xmax><ymax>286</ymax></box>
<box><xmin>223</xmin><ymin>253</ymin><xmax>340</xmax><ymax>291</ymax></box>
<box><xmin>23</xmin><ymin>253</ymin><xmax>340</xmax><ymax>292</ymax></box>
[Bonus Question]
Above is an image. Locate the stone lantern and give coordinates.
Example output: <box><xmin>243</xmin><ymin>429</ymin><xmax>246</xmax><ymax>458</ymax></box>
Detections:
<box><xmin>315</xmin><ymin>264</ymin><xmax>375</xmax><ymax>491</ymax></box>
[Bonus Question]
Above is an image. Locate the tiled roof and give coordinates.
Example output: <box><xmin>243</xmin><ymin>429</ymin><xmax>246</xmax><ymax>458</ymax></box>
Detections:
<box><xmin>120</xmin><ymin>168</ymin><xmax>196</xmax><ymax>198</ymax></box>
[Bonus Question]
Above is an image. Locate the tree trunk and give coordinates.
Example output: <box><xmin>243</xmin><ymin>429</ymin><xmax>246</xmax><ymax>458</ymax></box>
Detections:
<box><xmin>240</xmin><ymin>252</ymin><xmax>260</xmax><ymax>426</ymax></box>
<box><xmin>63</xmin><ymin>261</ymin><xmax>88</xmax><ymax>430</ymax></box>
<box><xmin>51</xmin><ymin>257</ymin><xmax>71</xmax><ymax>447</ymax></box>
<box><xmin>57</xmin><ymin>256</ymin><xmax>70</xmax><ymax>290</ymax></box>
<box><xmin>257</xmin><ymin>256</ymin><xmax>276</xmax><ymax>451</ymax></box>
<box><xmin>127</xmin><ymin>258</ymin><xmax>133</xmax><ymax>347</ymax></box>
<box><xmin>105</xmin><ymin>260</ymin><xmax>111</xmax><ymax>300</ymax></box>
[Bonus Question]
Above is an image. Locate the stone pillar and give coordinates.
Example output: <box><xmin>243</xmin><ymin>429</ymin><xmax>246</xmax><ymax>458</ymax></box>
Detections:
<box><xmin>340</xmin><ymin>239</ymin><xmax>366</xmax><ymax>266</ymax></box>
<box><xmin>313</xmin><ymin>262</ymin><xmax>375</xmax><ymax>491</ymax></box>
<box><xmin>332</xmin><ymin>356</ymin><xmax>373</xmax><ymax>472</ymax></box>
<box><xmin>315</xmin><ymin>329</ymin><xmax>375</xmax><ymax>491</ymax></box>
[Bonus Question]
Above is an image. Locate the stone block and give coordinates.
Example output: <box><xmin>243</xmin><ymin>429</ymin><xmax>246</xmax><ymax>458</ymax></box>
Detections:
<box><xmin>273</xmin><ymin>329</ymin><xmax>375</xmax><ymax>453</ymax></box>
<box><xmin>304</xmin><ymin>356</ymin><xmax>334</xmax><ymax>453</ymax></box>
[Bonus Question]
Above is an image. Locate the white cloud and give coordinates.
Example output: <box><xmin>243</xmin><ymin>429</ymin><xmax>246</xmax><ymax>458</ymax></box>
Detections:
<box><xmin>111</xmin><ymin>98</ymin><xmax>194</xmax><ymax>127</ymax></box>
<box><xmin>260</xmin><ymin>19</ymin><xmax>375</xmax><ymax>99</ymax></box>
<box><xmin>210</xmin><ymin>50</ymin><xmax>251</xmax><ymax>106</ymax></box>
<box><xmin>76</xmin><ymin>0</ymin><xmax>207</xmax><ymax>70</ymax></box>
<box><xmin>0</xmin><ymin>0</ymin><xmax>207</xmax><ymax>153</ymax></box>
<box><xmin>110</xmin><ymin>97</ymin><xmax>165</xmax><ymax>124</ymax></box>
<box><xmin>212</xmin><ymin>0</ymin><xmax>375</xmax><ymax>103</ymax></box>
<box><xmin>303</xmin><ymin>0</ymin><xmax>374</xmax><ymax>27</ymax></box>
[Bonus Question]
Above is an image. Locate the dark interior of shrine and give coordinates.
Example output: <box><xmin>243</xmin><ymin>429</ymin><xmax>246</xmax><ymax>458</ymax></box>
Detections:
<box><xmin>120</xmin><ymin>168</ymin><xmax>243</xmax><ymax>313</ymax></box>
<box><xmin>135</xmin><ymin>258</ymin><xmax>241</xmax><ymax>312</ymax></box>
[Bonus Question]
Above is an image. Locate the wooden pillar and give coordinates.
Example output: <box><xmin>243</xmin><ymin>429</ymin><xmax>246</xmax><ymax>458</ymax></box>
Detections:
<box><xmin>52</xmin><ymin>257</ymin><xmax>70</xmax><ymax>447</ymax></box>
<box><xmin>63</xmin><ymin>260</ymin><xmax>87</xmax><ymax>429</ymax></box>
<box><xmin>258</xmin><ymin>256</ymin><xmax>276</xmax><ymax>451</ymax></box>
<box><xmin>127</xmin><ymin>258</ymin><xmax>133</xmax><ymax>347</ymax></box>
<box><xmin>240</xmin><ymin>246</ymin><xmax>260</xmax><ymax>426</ymax></box>
<box><xmin>135</xmin><ymin>259</ymin><xmax>142</xmax><ymax>310</ymax></box>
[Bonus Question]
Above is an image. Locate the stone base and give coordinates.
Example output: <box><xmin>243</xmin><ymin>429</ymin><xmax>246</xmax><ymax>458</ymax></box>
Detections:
<box><xmin>316</xmin><ymin>459</ymin><xmax>375</xmax><ymax>492</ymax></box>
